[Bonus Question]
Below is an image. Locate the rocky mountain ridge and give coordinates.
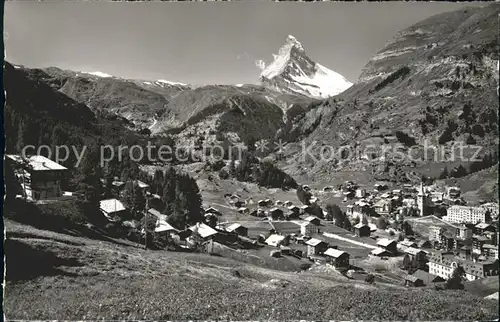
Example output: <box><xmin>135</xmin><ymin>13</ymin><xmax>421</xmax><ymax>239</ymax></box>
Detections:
<box><xmin>280</xmin><ymin>4</ymin><xmax>499</xmax><ymax>181</ymax></box>
<box><xmin>21</xmin><ymin>66</ymin><xmax>320</xmax><ymax>146</ymax></box>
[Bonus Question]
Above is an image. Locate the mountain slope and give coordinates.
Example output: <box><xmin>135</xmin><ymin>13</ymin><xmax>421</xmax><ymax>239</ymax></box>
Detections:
<box><xmin>3</xmin><ymin>61</ymin><xmax>97</xmax><ymax>152</ymax></box>
<box><xmin>3</xmin><ymin>61</ymin><xmax>148</xmax><ymax>156</ymax></box>
<box><xmin>5</xmin><ymin>219</ymin><xmax>498</xmax><ymax>320</ymax></box>
<box><xmin>283</xmin><ymin>4</ymin><xmax>499</xmax><ymax>180</ymax></box>
<box><xmin>25</xmin><ymin>66</ymin><xmax>318</xmax><ymax>141</ymax></box>
<box><xmin>259</xmin><ymin>35</ymin><xmax>352</xmax><ymax>99</ymax></box>
<box><xmin>23</xmin><ymin>67</ymin><xmax>190</xmax><ymax>129</ymax></box>
<box><xmin>150</xmin><ymin>84</ymin><xmax>319</xmax><ymax>138</ymax></box>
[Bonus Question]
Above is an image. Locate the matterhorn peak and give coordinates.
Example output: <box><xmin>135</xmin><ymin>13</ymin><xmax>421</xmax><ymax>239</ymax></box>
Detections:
<box><xmin>258</xmin><ymin>35</ymin><xmax>352</xmax><ymax>99</ymax></box>
<box><xmin>260</xmin><ymin>35</ymin><xmax>305</xmax><ymax>79</ymax></box>
<box><xmin>284</xmin><ymin>35</ymin><xmax>304</xmax><ymax>51</ymax></box>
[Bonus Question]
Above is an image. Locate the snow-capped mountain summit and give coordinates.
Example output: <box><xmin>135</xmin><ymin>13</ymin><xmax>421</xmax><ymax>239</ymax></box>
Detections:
<box><xmin>157</xmin><ymin>79</ymin><xmax>187</xmax><ymax>86</ymax></box>
<box><xmin>257</xmin><ymin>35</ymin><xmax>352</xmax><ymax>99</ymax></box>
<box><xmin>77</xmin><ymin>71</ymin><xmax>189</xmax><ymax>89</ymax></box>
<box><xmin>81</xmin><ymin>71</ymin><xmax>114</xmax><ymax>78</ymax></box>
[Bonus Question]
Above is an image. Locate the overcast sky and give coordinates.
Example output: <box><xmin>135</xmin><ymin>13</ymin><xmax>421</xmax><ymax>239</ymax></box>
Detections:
<box><xmin>4</xmin><ymin>1</ymin><xmax>479</xmax><ymax>85</ymax></box>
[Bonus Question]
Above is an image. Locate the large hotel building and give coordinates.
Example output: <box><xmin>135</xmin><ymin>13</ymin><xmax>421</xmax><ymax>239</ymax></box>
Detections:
<box><xmin>444</xmin><ymin>205</ymin><xmax>490</xmax><ymax>224</ymax></box>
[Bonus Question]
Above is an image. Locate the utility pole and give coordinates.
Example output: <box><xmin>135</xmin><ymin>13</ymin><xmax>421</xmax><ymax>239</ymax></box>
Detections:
<box><xmin>144</xmin><ymin>195</ymin><xmax>149</xmax><ymax>250</ymax></box>
<box><xmin>19</xmin><ymin>156</ymin><xmax>29</xmax><ymax>201</ymax></box>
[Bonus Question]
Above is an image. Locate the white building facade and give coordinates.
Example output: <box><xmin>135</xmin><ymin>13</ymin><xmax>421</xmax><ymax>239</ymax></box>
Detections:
<box><xmin>444</xmin><ymin>205</ymin><xmax>490</xmax><ymax>224</ymax></box>
<box><xmin>428</xmin><ymin>252</ymin><xmax>499</xmax><ymax>281</ymax></box>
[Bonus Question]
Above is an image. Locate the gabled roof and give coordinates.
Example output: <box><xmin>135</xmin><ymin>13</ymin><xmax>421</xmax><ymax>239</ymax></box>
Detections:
<box><xmin>354</xmin><ymin>223</ymin><xmax>369</xmax><ymax>229</ymax></box>
<box><xmin>371</xmin><ymin>248</ymin><xmax>391</xmax><ymax>256</ymax></box>
<box><xmin>226</xmin><ymin>223</ymin><xmax>246</xmax><ymax>232</ymax></box>
<box><xmin>377</xmin><ymin>238</ymin><xmax>396</xmax><ymax>247</ymax></box>
<box><xmin>304</xmin><ymin>216</ymin><xmax>320</xmax><ymax>222</ymax></box>
<box><xmin>6</xmin><ymin>154</ymin><xmax>67</xmax><ymax>171</ymax></box>
<box><xmin>205</xmin><ymin>207</ymin><xmax>221</xmax><ymax>214</ymax></box>
<box><xmin>305</xmin><ymin>238</ymin><xmax>326</xmax><ymax>247</ymax></box>
<box><xmin>155</xmin><ymin>220</ymin><xmax>179</xmax><ymax>233</ymax></box>
<box><xmin>405</xmin><ymin>275</ymin><xmax>422</xmax><ymax>283</ymax></box>
<box><xmin>265</xmin><ymin>234</ymin><xmax>285</xmax><ymax>245</ymax></box>
<box><xmin>404</xmin><ymin>247</ymin><xmax>425</xmax><ymax>256</ymax></box>
<box><xmin>189</xmin><ymin>223</ymin><xmax>218</xmax><ymax>238</ymax></box>
<box><xmin>148</xmin><ymin>208</ymin><xmax>167</xmax><ymax>221</ymax></box>
<box><xmin>300</xmin><ymin>221</ymin><xmax>315</xmax><ymax>227</ymax></box>
<box><xmin>136</xmin><ymin>180</ymin><xmax>149</xmax><ymax>188</ymax></box>
<box><xmin>99</xmin><ymin>199</ymin><xmax>126</xmax><ymax>214</ymax></box>
<box><xmin>412</xmin><ymin>269</ymin><xmax>444</xmax><ymax>285</ymax></box>
<box><xmin>475</xmin><ymin>223</ymin><xmax>491</xmax><ymax>229</ymax></box>
<box><xmin>324</xmin><ymin>248</ymin><xmax>347</xmax><ymax>258</ymax></box>
<box><xmin>399</xmin><ymin>240</ymin><xmax>417</xmax><ymax>247</ymax></box>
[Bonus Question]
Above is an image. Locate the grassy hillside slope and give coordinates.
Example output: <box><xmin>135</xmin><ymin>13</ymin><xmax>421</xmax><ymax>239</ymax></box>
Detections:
<box><xmin>4</xmin><ymin>219</ymin><xmax>498</xmax><ymax>320</ymax></box>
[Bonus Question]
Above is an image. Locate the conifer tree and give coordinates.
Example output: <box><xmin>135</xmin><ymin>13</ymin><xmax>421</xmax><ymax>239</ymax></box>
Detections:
<box><xmin>343</xmin><ymin>218</ymin><xmax>352</xmax><ymax>231</ymax></box>
<box><xmin>445</xmin><ymin>265</ymin><xmax>466</xmax><ymax>290</ymax></box>
<box><xmin>439</xmin><ymin>166</ymin><xmax>449</xmax><ymax>179</ymax></box>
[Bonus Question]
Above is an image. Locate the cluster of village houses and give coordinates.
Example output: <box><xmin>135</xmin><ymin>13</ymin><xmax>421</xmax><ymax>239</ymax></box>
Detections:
<box><xmin>6</xmin><ymin>154</ymin><xmax>499</xmax><ymax>286</ymax></box>
<box><xmin>322</xmin><ymin>181</ymin><xmax>499</xmax><ymax>285</ymax></box>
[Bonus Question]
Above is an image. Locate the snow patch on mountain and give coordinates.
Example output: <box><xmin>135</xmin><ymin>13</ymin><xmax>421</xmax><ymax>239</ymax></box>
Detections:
<box><xmin>157</xmin><ymin>79</ymin><xmax>187</xmax><ymax>86</ymax></box>
<box><xmin>371</xmin><ymin>46</ymin><xmax>418</xmax><ymax>61</ymax></box>
<box><xmin>291</xmin><ymin>63</ymin><xmax>352</xmax><ymax>98</ymax></box>
<box><xmin>148</xmin><ymin>116</ymin><xmax>158</xmax><ymax>130</ymax></box>
<box><xmin>83</xmin><ymin>71</ymin><xmax>113</xmax><ymax>78</ymax></box>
